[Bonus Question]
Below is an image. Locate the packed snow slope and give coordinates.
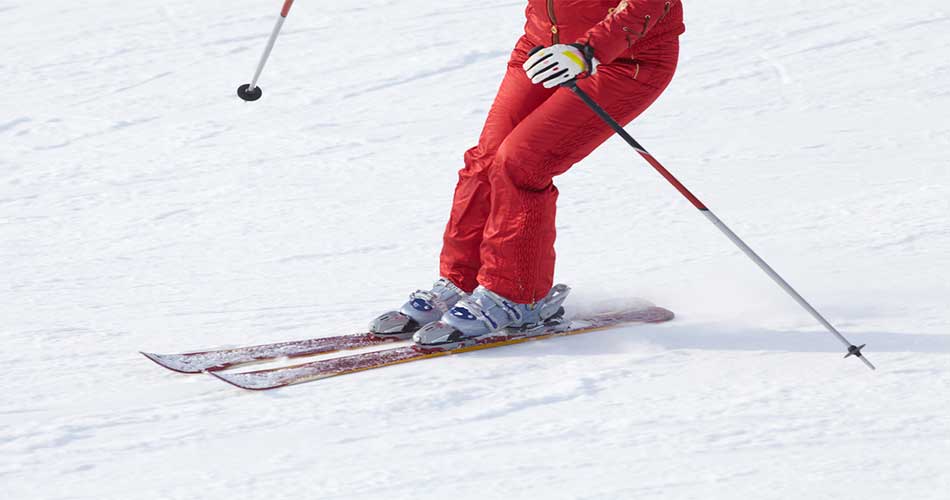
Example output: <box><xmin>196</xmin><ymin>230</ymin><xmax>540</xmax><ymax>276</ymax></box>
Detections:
<box><xmin>3</xmin><ymin>1</ymin><xmax>949</xmax><ymax>498</ymax></box>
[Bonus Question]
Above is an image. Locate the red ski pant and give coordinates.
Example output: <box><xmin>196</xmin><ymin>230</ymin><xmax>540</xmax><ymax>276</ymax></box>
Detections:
<box><xmin>440</xmin><ymin>35</ymin><xmax>680</xmax><ymax>303</ymax></box>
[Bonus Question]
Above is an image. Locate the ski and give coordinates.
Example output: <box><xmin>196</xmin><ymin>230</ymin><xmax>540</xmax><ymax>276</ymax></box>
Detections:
<box><xmin>141</xmin><ymin>332</ymin><xmax>402</xmax><ymax>373</ymax></box>
<box><xmin>209</xmin><ymin>306</ymin><xmax>674</xmax><ymax>390</ymax></box>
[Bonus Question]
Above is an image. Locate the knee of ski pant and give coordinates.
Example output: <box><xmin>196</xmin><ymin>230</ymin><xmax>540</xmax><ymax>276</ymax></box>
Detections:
<box><xmin>462</xmin><ymin>144</ymin><xmax>482</xmax><ymax>168</ymax></box>
<box><xmin>459</xmin><ymin>144</ymin><xmax>496</xmax><ymax>179</ymax></box>
<box><xmin>490</xmin><ymin>140</ymin><xmax>556</xmax><ymax>192</ymax></box>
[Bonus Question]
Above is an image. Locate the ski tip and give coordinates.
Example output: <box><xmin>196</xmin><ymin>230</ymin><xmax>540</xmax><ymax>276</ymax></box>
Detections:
<box><xmin>140</xmin><ymin>351</ymin><xmax>204</xmax><ymax>374</ymax></box>
<box><xmin>648</xmin><ymin>306</ymin><xmax>675</xmax><ymax>323</ymax></box>
<box><xmin>206</xmin><ymin>370</ymin><xmax>276</xmax><ymax>391</ymax></box>
<box><xmin>206</xmin><ymin>369</ymin><xmax>232</xmax><ymax>384</ymax></box>
<box><xmin>205</xmin><ymin>370</ymin><xmax>245</xmax><ymax>389</ymax></box>
<box><xmin>141</xmin><ymin>351</ymin><xmax>170</xmax><ymax>368</ymax></box>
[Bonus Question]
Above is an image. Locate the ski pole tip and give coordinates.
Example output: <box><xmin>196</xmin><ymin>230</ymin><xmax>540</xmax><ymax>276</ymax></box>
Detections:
<box><xmin>237</xmin><ymin>83</ymin><xmax>263</xmax><ymax>102</ymax></box>
<box><xmin>844</xmin><ymin>344</ymin><xmax>866</xmax><ymax>358</ymax></box>
<box><xmin>844</xmin><ymin>344</ymin><xmax>876</xmax><ymax>370</ymax></box>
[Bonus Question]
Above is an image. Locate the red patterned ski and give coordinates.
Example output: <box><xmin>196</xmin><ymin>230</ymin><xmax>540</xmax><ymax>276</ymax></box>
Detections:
<box><xmin>141</xmin><ymin>333</ymin><xmax>400</xmax><ymax>373</ymax></box>
<box><xmin>209</xmin><ymin>306</ymin><xmax>674</xmax><ymax>390</ymax></box>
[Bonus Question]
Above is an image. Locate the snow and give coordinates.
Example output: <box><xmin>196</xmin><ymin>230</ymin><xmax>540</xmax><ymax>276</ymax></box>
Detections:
<box><xmin>2</xmin><ymin>0</ymin><xmax>949</xmax><ymax>498</ymax></box>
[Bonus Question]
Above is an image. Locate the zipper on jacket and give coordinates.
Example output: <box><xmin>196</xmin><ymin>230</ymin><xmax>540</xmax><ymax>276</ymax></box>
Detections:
<box><xmin>658</xmin><ymin>2</ymin><xmax>672</xmax><ymax>23</ymax></box>
<box><xmin>546</xmin><ymin>0</ymin><xmax>559</xmax><ymax>44</ymax></box>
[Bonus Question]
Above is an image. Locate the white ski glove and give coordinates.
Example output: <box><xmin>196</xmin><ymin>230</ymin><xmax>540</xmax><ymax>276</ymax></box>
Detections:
<box><xmin>523</xmin><ymin>44</ymin><xmax>599</xmax><ymax>88</ymax></box>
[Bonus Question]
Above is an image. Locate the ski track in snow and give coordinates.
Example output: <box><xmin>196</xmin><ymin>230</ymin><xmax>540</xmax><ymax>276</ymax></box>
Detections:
<box><xmin>2</xmin><ymin>1</ymin><xmax>950</xmax><ymax>499</ymax></box>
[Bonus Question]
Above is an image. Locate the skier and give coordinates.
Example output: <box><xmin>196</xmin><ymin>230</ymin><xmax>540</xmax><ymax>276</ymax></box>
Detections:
<box><xmin>372</xmin><ymin>1</ymin><xmax>685</xmax><ymax>347</ymax></box>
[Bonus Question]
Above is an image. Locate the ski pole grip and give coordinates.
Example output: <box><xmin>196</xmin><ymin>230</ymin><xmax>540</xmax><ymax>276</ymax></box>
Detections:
<box><xmin>527</xmin><ymin>45</ymin><xmax>581</xmax><ymax>88</ymax></box>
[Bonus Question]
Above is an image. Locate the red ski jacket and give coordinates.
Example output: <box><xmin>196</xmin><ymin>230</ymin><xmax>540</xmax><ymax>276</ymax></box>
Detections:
<box><xmin>523</xmin><ymin>0</ymin><xmax>685</xmax><ymax>63</ymax></box>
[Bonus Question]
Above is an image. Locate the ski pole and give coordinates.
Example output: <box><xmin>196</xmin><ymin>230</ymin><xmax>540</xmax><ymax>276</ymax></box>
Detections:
<box><xmin>237</xmin><ymin>0</ymin><xmax>296</xmax><ymax>101</ymax></box>
<box><xmin>561</xmin><ymin>80</ymin><xmax>875</xmax><ymax>370</ymax></box>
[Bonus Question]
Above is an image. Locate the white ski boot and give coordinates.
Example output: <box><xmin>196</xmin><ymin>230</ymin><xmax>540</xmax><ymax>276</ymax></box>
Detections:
<box><xmin>413</xmin><ymin>284</ymin><xmax>570</xmax><ymax>349</ymax></box>
<box><xmin>370</xmin><ymin>278</ymin><xmax>466</xmax><ymax>339</ymax></box>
